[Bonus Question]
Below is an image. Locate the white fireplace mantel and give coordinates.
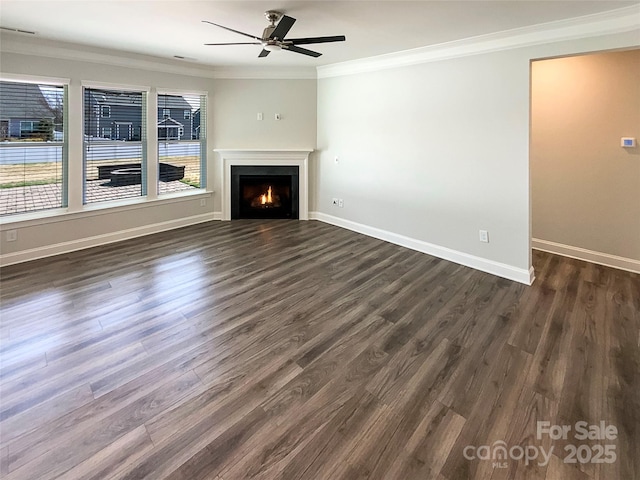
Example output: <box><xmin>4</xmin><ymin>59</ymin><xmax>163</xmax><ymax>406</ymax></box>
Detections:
<box><xmin>215</xmin><ymin>149</ymin><xmax>313</xmax><ymax>221</ymax></box>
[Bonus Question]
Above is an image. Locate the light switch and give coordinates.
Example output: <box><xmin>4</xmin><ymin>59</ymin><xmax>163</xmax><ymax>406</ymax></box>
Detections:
<box><xmin>257</xmin><ymin>112</ymin><xmax>263</xmax><ymax>121</ymax></box>
<box><xmin>275</xmin><ymin>113</ymin><xmax>281</xmax><ymax>121</ymax></box>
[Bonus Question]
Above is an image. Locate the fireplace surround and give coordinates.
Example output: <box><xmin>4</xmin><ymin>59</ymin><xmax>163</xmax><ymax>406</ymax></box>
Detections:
<box><xmin>215</xmin><ymin>149</ymin><xmax>312</xmax><ymax>221</ymax></box>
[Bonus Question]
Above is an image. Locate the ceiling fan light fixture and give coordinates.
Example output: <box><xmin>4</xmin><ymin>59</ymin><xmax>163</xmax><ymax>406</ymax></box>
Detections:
<box><xmin>263</xmin><ymin>43</ymin><xmax>282</xmax><ymax>52</ymax></box>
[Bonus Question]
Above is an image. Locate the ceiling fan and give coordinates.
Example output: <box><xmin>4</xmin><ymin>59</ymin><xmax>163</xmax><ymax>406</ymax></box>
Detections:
<box><xmin>203</xmin><ymin>11</ymin><xmax>346</xmax><ymax>58</ymax></box>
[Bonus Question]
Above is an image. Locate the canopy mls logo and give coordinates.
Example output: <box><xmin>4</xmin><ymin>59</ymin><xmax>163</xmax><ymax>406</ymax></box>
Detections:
<box><xmin>464</xmin><ymin>421</ymin><xmax>618</xmax><ymax>469</ymax></box>
<box><xmin>463</xmin><ymin>441</ymin><xmax>553</xmax><ymax>468</ymax></box>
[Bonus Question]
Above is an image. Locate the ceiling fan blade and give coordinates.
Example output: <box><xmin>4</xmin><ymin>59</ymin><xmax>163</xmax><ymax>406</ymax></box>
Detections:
<box><xmin>258</xmin><ymin>49</ymin><xmax>270</xmax><ymax>58</ymax></box>
<box><xmin>269</xmin><ymin>15</ymin><xmax>296</xmax><ymax>40</ymax></box>
<box><xmin>287</xmin><ymin>35</ymin><xmax>346</xmax><ymax>45</ymax></box>
<box><xmin>205</xmin><ymin>42</ymin><xmax>262</xmax><ymax>46</ymax></box>
<box><xmin>202</xmin><ymin>20</ymin><xmax>261</xmax><ymax>41</ymax></box>
<box><xmin>284</xmin><ymin>45</ymin><xmax>322</xmax><ymax>58</ymax></box>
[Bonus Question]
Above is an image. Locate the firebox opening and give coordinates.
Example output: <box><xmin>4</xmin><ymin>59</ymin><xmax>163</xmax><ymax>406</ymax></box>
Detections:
<box><xmin>231</xmin><ymin>165</ymin><xmax>299</xmax><ymax>220</ymax></box>
<box><xmin>240</xmin><ymin>175</ymin><xmax>292</xmax><ymax>219</ymax></box>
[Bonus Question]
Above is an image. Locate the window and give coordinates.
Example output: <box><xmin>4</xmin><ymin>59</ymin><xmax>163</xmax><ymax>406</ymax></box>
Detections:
<box><xmin>83</xmin><ymin>86</ymin><xmax>146</xmax><ymax>204</ymax></box>
<box><xmin>162</xmin><ymin>108</ymin><xmax>170</xmax><ymax>119</ymax></box>
<box><xmin>19</xmin><ymin>121</ymin><xmax>37</xmax><ymax>136</ymax></box>
<box><xmin>101</xmin><ymin>105</ymin><xmax>110</xmax><ymax>118</ymax></box>
<box><xmin>157</xmin><ymin>92</ymin><xmax>206</xmax><ymax>194</ymax></box>
<box><xmin>114</xmin><ymin>122</ymin><xmax>132</xmax><ymax>141</ymax></box>
<box><xmin>0</xmin><ymin>80</ymin><xmax>67</xmax><ymax>216</ymax></box>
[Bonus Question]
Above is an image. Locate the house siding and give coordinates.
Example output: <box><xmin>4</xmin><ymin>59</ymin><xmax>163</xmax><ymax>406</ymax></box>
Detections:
<box><xmin>82</xmin><ymin>90</ymin><xmax>197</xmax><ymax>141</ymax></box>
<box><xmin>0</xmin><ymin>81</ymin><xmax>56</xmax><ymax>139</ymax></box>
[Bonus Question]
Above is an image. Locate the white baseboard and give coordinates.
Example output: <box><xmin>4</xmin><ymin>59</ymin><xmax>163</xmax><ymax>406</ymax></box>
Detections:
<box><xmin>0</xmin><ymin>213</ymin><xmax>218</xmax><ymax>267</ymax></box>
<box><xmin>532</xmin><ymin>238</ymin><xmax>640</xmax><ymax>274</ymax></box>
<box><xmin>310</xmin><ymin>211</ymin><xmax>533</xmax><ymax>285</ymax></box>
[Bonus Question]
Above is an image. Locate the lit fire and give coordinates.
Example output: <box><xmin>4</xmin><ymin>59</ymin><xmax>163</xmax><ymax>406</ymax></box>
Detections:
<box><xmin>260</xmin><ymin>186</ymin><xmax>273</xmax><ymax>205</ymax></box>
<box><xmin>251</xmin><ymin>185</ymin><xmax>281</xmax><ymax>208</ymax></box>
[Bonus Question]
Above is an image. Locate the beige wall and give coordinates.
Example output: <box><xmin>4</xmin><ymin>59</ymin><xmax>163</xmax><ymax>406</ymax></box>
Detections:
<box><xmin>531</xmin><ymin>49</ymin><xmax>640</xmax><ymax>265</ymax></box>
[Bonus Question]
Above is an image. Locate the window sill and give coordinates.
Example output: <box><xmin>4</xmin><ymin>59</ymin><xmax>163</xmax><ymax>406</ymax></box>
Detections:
<box><xmin>0</xmin><ymin>189</ymin><xmax>212</xmax><ymax>229</ymax></box>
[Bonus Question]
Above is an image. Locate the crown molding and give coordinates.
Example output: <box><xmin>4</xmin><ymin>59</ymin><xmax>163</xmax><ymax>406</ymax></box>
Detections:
<box><xmin>0</xmin><ymin>33</ymin><xmax>316</xmax><ymax>80</ymax></box>
<box><xmin>207</xmin><ymin>67</ymin><xmax>316</xmax><ymax>80</ymax></box>
<box><xmin>317</xmin><ymin>5</ymin><xmax>640</xmax><ymax>79</ymax></box>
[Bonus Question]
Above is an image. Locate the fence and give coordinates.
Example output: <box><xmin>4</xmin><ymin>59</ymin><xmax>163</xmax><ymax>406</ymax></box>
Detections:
<box><xmin>0</xmin><ymin>140</ymin><xmax>201</xmax><ymax>164</ymax></box>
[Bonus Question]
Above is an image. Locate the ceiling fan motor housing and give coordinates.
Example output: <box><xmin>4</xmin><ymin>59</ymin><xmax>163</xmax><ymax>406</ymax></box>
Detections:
<box><xmin>264</xmin><ymin>11</ymin><xmax>282</xmax><ymax>25</ymax></box>
<box><xmin>262</xmin><ymin>26</ymin><xmax>276</xmax><ymax>40</ymax></box>
<box><xmin>263</xmin><ymin>11</ymin><xmax>281</xmax><ymax>40</ymax></box>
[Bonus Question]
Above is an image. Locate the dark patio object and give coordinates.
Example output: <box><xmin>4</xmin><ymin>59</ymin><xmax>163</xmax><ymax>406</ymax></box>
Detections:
<box><xmin>98</xmin><ymin>163</ymin><xmax>139</xmax><ymax>180</ymax></box>
<box><xmin>109</xmin><ymin>168</ymin><xmax>141</xmax><ymax>186</ymax></box>
<box><xmin>159</xmin><ymin>163</ymin><xmax>185</xmax><ymax>182</ymax></box>
<box><xmin>99</xmin><ymin>162</ymin><xmax>185</xmax><ymax>184</ymax></box>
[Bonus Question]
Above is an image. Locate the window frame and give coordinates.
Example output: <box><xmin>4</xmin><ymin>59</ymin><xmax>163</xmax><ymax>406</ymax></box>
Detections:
<box><xmin>157</xmin><ymin>89</ymin><xmax>207</xmax><ymax>194</ymax></box>
<box><xmin>82</xmin><ymin>83</ymin><xmax>149</xmax><ymax>206</ymax></box>
<box><xmin>0</xmin><ymin>77</ymin><xmax>209</xmax><ymax>224</ymax></box>
<box><xmin>0</xmin><ymin>75</ymin><xmax>69</xmax><ymax>218</ymax></box>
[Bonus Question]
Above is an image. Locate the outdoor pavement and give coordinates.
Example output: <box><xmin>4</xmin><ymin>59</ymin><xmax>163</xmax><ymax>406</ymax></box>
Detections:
<box><xmin>0</xmin><ymin>180</ymin><xmax>196</xmax><ymax>216</ymax></box>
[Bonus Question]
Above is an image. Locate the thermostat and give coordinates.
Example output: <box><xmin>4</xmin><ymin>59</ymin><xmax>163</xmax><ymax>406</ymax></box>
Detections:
<box><xmin>621</xmin><ymin>137</ymin><xmax>636</xmax><ymax>148</ymax></box>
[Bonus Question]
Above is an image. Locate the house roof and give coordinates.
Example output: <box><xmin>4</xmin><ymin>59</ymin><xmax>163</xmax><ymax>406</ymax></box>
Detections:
<box><xmin>158</xmin><ymin>95</ymin><xmax>192</xmax><ymax>110</ymax></box>
<box><xmin>0</xmin><ymin>81</ymin><xmax>56</xmax><ymax>119</ymax></box>
<box><xmin>86</xmin><ymin>90</ymin><xmax>191</xmax><ymax>110</ymax></box>
<box><xmin>88</xmin><ymin>90</ymin><xmax>143</xmax><ymax>107</ymax></box>
<box><xmin>158</xmin><ymin>117</ymin><xmax>184</xmax><ymax>127</ymax></box>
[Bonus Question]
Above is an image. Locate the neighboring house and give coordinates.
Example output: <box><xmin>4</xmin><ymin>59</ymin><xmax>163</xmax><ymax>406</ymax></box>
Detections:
<box><xmin>158</xmin><ymin>94</ymin><xmax>193</xmax><ymax>141</ymax></box>
<box><xmin>83</xmin><ymin>90</ymin><xmax>194</xmax><ymax>141</ymax></box>
<box><xmin>157</xmin><ymin>117</ymin><xmax>185</xmax><ymax>141</ymax></box>
<box><xmin>192</xmin><ymin>108</ymin><xmax>201</xmax><ymax>140</ymax></box>
<box><xmin>0</xmin><ymin>81</ymin><xmax>56</xmax><ymax>140</ymax></box>
<box><xmin>84</xmin><ymin>90</ymin><xmax>144</xmax><ymax>141</ymax></box>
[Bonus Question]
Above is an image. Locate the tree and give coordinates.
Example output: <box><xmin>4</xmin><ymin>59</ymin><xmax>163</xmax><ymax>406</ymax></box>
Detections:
<box><xmin>36</xmin><ymin>119</ymin><xmax>54</xmax><ymax>141</ymax></box>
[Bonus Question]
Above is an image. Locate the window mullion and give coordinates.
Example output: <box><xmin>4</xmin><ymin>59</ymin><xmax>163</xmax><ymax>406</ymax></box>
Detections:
<box><xmin>67</xmin><ymin>81</ymin><xmax>84</xmax><ymax>211</ymax></box>
<box><xmin>146</xmin><ymin>89</ymin><xmax>158</xmax><ymax>199</ymax></box>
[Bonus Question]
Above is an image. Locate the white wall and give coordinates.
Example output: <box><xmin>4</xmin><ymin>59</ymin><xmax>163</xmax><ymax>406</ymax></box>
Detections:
<box><xmin>0</xmin><ymin>41</ymin><xmax>317</xmax><ymax>264</ymax></box>
<box><xmin>531</xmin><ymin>49</ymin><xmax>640</xmax><ymax>271</ymax></box>
<box><xmin>315</xmin><ymin>30</ymin><xmax>640</xmax><ymax>283</ymax></box>
<box><xmin>211</xmin><ymin>79</ymin><xmax>316</xmax><ymax>150</ymax></box>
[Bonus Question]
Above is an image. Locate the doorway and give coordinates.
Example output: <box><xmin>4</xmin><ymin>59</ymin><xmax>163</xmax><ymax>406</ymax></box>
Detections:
<box><xmin>530</xmin><ymin>49</ymin><xmax>640</xmax><ymax>273</ymax></box>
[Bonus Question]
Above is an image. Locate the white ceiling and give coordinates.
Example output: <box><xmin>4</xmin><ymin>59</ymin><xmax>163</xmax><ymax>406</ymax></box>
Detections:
<box><xmin>1</xmin><ymin>1</ymin><xmax>638</xmax><ymax>68</ymax></box>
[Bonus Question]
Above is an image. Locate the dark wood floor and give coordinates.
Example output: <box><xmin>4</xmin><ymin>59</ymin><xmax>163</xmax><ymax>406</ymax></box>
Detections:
<box><xmin>0</xmin><ymin>220</ymin><xmax>638</xmax><ymax>480</ymax></box>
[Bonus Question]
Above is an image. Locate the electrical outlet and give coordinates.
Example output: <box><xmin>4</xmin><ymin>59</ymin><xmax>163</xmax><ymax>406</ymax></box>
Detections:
<box><xmin>332</xmin><ymin>198</ymin><xmax>338</xmax><ymax>206</ymax></box>
<box><xmin>338</xmin><ymin>199</ymin><xmax>344</xmax><ymax>208</ymax></box>
<box><xmin>6</xmin><ymin>229</ymin><xmax>17</xmax><ymax>242</ymax></box>
<box><xmin>479</xmin><ymin>230</ymin><xmax>489</xmax><ymax>243</ymax></box>
<box><xmin>200</xmin><ymin>198</ymin><xmax>206</xmax><ymax>207</ymax></box>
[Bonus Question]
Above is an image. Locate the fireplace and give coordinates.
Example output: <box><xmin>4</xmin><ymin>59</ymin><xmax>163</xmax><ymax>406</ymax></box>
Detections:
<box><xmin>231</xmin><ymin>165</ymin><xmax>299</xmax><ymax>219</ymax></box>
<box><xmin>215</xmin><ymin>149</ymin><xmax>312</xmax><ymax>221</ymax></box>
